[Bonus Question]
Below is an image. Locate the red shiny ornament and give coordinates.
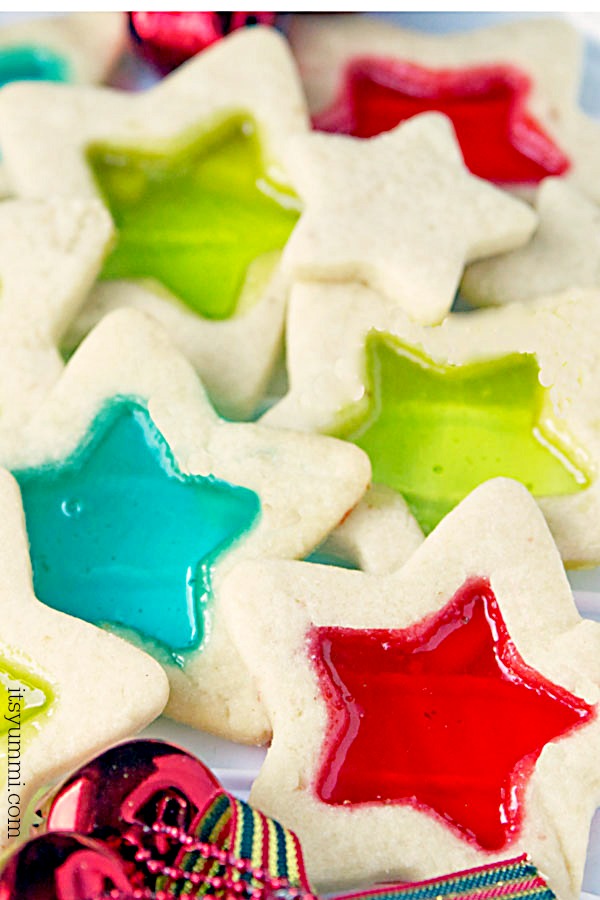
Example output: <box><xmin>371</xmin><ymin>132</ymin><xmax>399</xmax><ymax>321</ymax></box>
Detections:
<box><xmin>315</xmin><ymin>58</ymin><xmax>570</xmax><ymax>185</ymax></box>
<box><xmin>0</xmin><ymin>833</ymin><xmax>133</xmax><ymax>900</ymax></box>
<box><xmin>130</xmin><ymin>12</ymin><xmax>277</xmax><ymax>73</ymax></box>
<box><xmin>46</xmin><ymin>739</ymin><xmax>220</xmax><ymax>881</ymax></box>
<box><xmin>1</xmin><ymin>739</ymin><xmax>313</xmax><ymax>900</ymax></box>
<box><xmin>34</xmin><ymin>739</ymin><xmax>317</xmax><ymax>898</ymax></box>
<box><xmin>309</xmin><ymin>577</ymin><xmax>594</xmax><ymax>851</ymax></box>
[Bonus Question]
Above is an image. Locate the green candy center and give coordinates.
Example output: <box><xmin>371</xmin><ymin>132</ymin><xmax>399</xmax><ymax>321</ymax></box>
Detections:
<box><xmin>88</xmin><ymin>117</ymin><xmax>300</xmax><ymax>321</ymax></box>
<box><xmin>334</xmin><ymin>333</ymin><xmax>590</xmax><ymax>534</ymax></box>
<box><xmin>0</xmin><ymin>657</ymin><xmax>53</xmax><ymax>749</ymax></box>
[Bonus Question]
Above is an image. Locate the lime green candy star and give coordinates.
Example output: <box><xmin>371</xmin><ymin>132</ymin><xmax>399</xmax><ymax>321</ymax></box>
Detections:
<box><xmin>88</xmin><ymin>116</ymin><xmax>300</xmax><ymax>321</ymax></box>
<box><xmin>334</xmin><ymin>333</ymin><xmax>590</xmax><ymax>534</ymax></box>
<box><xmin>0</xmin><ymin>657</ymin><xmax>53</xmax><ymax>744</ymax></box>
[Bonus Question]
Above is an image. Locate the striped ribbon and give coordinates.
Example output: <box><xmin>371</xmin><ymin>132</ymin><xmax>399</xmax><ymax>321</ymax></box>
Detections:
<box><xmin>125</xmin><ymin>786</ymin><xmax>557</xmax><ymax>900</ymax></box>
<box><xmin>157</xmin><ymin>790</ymin><xmax>310</xmax><ymax>897</ymax></box>
<box><xmin>344</xmin><ymin>856</ymin><xmax>556</xmax><ymax>900</ymax></box>
<box><xmin>152</xmin><ymin>787</ymin><xmax>556</xmax><ymax>900</ymax></box>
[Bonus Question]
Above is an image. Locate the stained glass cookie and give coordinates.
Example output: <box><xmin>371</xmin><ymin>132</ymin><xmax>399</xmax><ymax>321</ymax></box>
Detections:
<box><xmin>264</xmin><ymin>281</ymin><xmax>600</xmax><ymax>566</ymax></box>
<box><xmin>0</xmin><ymin>308</ymin><xmax>370</xmax><ymax>744</ymax></box>
<box><xmin>222</xmin><ymin>478</ymin><xmax>600</xmax><ymax>899</ymax></box>
<box><xmin>288</xmin><ymin>14</ymin><xmax>600</xmax><ymax>200</ymax></box>
<box><xmin>0</xmin><ymin>468</ymin><xmax>168</xmax><ymax>849</ymax></box>
<box><xmin>0</xmin><ymin>27</ymin><xmax>308</xmax><ymax>419</ymax></box>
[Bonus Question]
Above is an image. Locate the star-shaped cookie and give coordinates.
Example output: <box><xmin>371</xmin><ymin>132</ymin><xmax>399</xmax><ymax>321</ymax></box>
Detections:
<box><xmin>0</xmin><ymin>27</ymin><xmax>309</xmax><ymax>419</ymax></box>
<box><xmin>264</xmin><ymin>280</ymin><xmax>600</xmax><ymax>566</ymax></box>
<box><xmin>221</xmin><ymin>478</ymin><xmax>600</xmax><ymax>900</ymax></box>
<box><xmin>0</xmin><ymin>13</ymin><xmax>125</xmax><ymax>197</ymax></box>
<box><xmin>281</xmin><ymin>114</ymin><xmax>537</xmax><ymax>324</ymax></box>
<box><xmin>0</xmin><ymin>467</ymin><xmax>168</xmax><ymax>849</ymax></box>
<box><xmin>461</xmin><ymin>180</ymin><xmax>600</xmax><ymax>306</ymax></box>
<box><xmin>0</xmin><ymin>197</ymin><xmax>113</xmax><ymax>439</ymax></box>
<box><xmin>288</xmin><ymin>14</ymin><xmax>600</xmax><ymax>200</ymax></box>
<box><xmin>0</xmin><ymin>307</ymin><xmax>370</xmax><ymax>744</ymax></box>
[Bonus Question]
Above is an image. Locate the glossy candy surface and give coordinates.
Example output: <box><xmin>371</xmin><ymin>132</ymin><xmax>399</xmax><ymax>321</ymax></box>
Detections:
<box><xmin>309</xmin><ymin>578</ymin><xmax>594</xmax><ymax>850</ymax></box>
<box><xmin>88</xmin><ymin>117</ymin><xmax>299</xmax><ymax>321</ymax></box>
<box><xmin>316</xmin><ymin>59</ymin><xmax>569</xmax><ymax>184</ymax></box>
<box><xmin>14</xmin><ymin>399</ymin><xmax>260</xmax><ymax>661</ymax></box>
<box><xmin>0</xmin><ymin>658</ymin><xmax>53</xmax><ymax>739</ymax></box>
<box><xmin>334</xmin><ymin>334</ymin><xmax>589</xmax><ymax>533</ymax></box>
<box><xmin>0</xmin><ymin>45</ymin><xmax>70</xmax><ymax>87</ymax></box>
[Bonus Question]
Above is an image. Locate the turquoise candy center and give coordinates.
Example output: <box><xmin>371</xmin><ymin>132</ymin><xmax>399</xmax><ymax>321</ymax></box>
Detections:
<box><xmin>14</xmin><ymin>399</ymin><xmax>260</xmax><ymax>661</ymax></box>
<box><xmin>0</xmin><ymin>45</ymin><xmax>70</xmax><ymax>86</ymax></box>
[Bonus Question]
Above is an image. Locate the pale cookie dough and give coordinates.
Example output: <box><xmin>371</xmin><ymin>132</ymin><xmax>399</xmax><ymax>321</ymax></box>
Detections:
<box><xmin>0</xmin><ymin>27</ymin><xmax>309</xmax><ymax>420</ymax></box>
<box><xmin>61</xmin><ymin>271</ymin><xmax>289</xmax><ymax>422</ymax></box>
<box><xmin>0</xmin><ymin>468</ymin><xmax>169</xmax><ymax>849</ymax></box>
<box><xmin>0</xmin><ymin>308</ymin><xmax>370</xmax><ymax>745</ymax></box>
<box><xmin>264</xmin><ymin>281</ymin><xmax>600</xmax><ymax>566</ymax></box>
<box><xmin>281</xmin><ymin>113</ymin><xmax>536</xmax><ymax>325</ymax></box>
<box><xmin>288</xmin><ymin>14</ymin><xmax>600</xmax><ymax>201</ymax></box>
<box><xmin>0</xmin><ymin>197</ymin><xmax>113</xmax><ymax>439</ymax></box>
<box><xmin>0</xmin><ymin>13</ymin><xmax>126</xmax><ymax>198</ymax></box>
<box><xmin>310</xmin><ymin>483</ymin><xmax>424</xmax><ymax>574</ymax></box>
<box><xmin>0</xmin><ymin>13</ymin><xmax>125</xmax><ymax>85</ymax></box>
<box><xmin>461</xmin><ymin>180</ymin><xmax>600</xmax><ymax>306</ymax></box>
<box><xmin>222</xmin><ymin>478</ymin><xmax>600</xmax><ymax>900</ymax></box>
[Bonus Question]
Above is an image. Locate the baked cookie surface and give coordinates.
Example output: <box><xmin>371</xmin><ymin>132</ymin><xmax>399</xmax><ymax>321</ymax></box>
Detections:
<box><xmin>0</xmin><ymin>197</ymin><xmax>112</xmax><ymax>439</ymax></box>
<box><xmin>0</xmin><ymin>308</ymin><xmax>370</xmax><ymax>744</ymax></box>
<box><xmin>265</xmin><ymin>282</ymin><xmax>600</xmax><ymax>566</ymax></box>
<box><xmin>289</xmin><ymin>14</ymin><xmax>600</xmax><ymax>200</ymax></box>
<box><xmin>0</xmin><ymin>27</ymin><xmax>309</xmax><ymax>419</ymax></box>
<box><xmin>0</xmin><ymin>469</ymin><xmax>168</xmax><ymax>849</ymax></box>
<box><xmin>222</xmin><ymin>478</ymin><xmax>600</xmax><ymax>900</ymax></box>
<box><xmin>281</xmin><ymin>113</ymin><xmax>536</xmax><ymax>325</ymax></box>
<box><xmin>461</xmin><ymin>179</ymin><xmax>600</xmax><ymax>306</ymax></box>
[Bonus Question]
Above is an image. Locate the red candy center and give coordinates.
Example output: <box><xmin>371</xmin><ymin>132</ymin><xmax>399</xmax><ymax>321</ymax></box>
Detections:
<box><xmin>308</xmin><ymin>578</ymin><xmax>593</xmax><ymax>851</ymax></box>
<box><xmin>315</xmin><ymin>58</ymin><xmax>570</xmax><ymax>184</ymax></box>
